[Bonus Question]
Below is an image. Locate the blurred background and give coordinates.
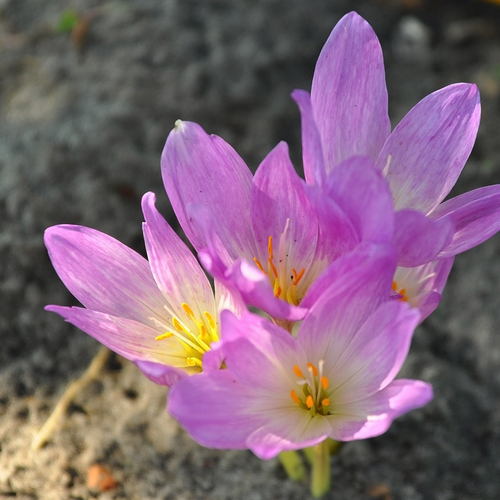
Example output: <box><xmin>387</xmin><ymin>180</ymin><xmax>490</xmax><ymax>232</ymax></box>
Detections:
<box><xmin>1</xmin><ymin>0</ymin><xmax>500</xmax><ymax>498</ymax></box>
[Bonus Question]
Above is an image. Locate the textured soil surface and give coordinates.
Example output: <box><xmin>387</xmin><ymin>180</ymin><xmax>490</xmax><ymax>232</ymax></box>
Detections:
<box><xmin>2</xmin><ymin>0</ymin><xmax>500</xmax><ymax>499</ymax></box>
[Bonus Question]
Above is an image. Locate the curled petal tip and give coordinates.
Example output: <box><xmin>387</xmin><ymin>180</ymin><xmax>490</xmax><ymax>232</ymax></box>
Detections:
<box><xmin>174</xmin><ymin>119</ymin><xmax>186</xmax><ymax>132</ymax></box>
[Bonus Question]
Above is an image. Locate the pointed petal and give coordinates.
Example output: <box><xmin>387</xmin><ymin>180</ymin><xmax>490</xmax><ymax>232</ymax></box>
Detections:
<box><xmin>45</xmin><ymin>306</ymin><xmax>188</xmax><ymax>367</ymax></box>
<box><xmin>329</xmin><ymin>379</ymin><xmax>433</xmax><ymax>441</ymax></box>
<box><xmin>430</xmin><ymin>185</ymin><xmax>500</xmax><ymax>257</ymax></box>
<box><xmin>141</xmin><ymin>192</ymin><xmax>215</xmax><ymax>318</ymax></box>
<box><xmin>291</xmin><ymin>89</ymin><xmax>326</xmax><ymax>185</ymax></box>
<box><xmin>135</xmin><ymin>360</ymin><xmax>189</xmax><ymax>387</ymax></box>
<box><xmin>44</xmin><ymin>225</ymin><xmax>166</xmax><ymax>322</ymax></box>
<box><xmin>251</xmin><ymin>141</ymin><xmax>319</xmax><ymax>275</ymax></box>
<box><xmin>325</xmin><ymin>301</ymin><xmax>420</xmax><ymax>404</ymax></box>
<box><xmin>325</xmin><ymin>156</ymin><xmax>394</xmax><ymax>243</ymax></box>
<box><xmin>394</xmin><ymin>210</ymin><xmax>454</xmax><ymax>267</ymax></box>
<box><xmin>161</xmin><ymin>120</ymin><xmax>255</xmax><ymax>257</ymax></box>
<box><xmin>311</xmin><ymin>12</ymin><xmax>390</xmax><ymax>172</ymax></box>
<box><xmin>376</xmin><ymin>84</ymin><xmax>481</xmax><ymax>213</ymax></box>
<box><xmin>299</xmin><ymin>243</ymin><xmax>397</xmax><ymax>360</ymax></box>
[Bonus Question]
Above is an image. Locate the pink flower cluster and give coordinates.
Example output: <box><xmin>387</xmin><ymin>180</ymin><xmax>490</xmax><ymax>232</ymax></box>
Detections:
<box><xmin>45</xmin><ymin>13</ymin><xmax>500</xmax><ymax>461</ymax></box>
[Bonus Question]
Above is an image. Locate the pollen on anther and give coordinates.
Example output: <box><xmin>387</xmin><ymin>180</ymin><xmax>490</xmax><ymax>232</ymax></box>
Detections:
<box><xmin>321</xmin><ymin>376</ymin><xmax>329</xmax><ymax>390</ymax></box>
<box><xmin>204</xmin><ymin>311</ymin><xmax>216</xmax><ymax>329</ymax></box>
<box><xmin>268</xmin><ymin>258</ymin><xmax>278</xmax><ymax>279</ymax></box>
<box><xmin>292</xmin><ymin>268</ymin><xmax>306</xmax><ymax>286</ymax></box>
<box><xmin>322</xmin><ymin>398</ymin><xmax>330</xmax><ymax>407</ymax></box>
<box><xmin>274</xmin><ymin>286</ymin><xmax>282</xmax><ymax>298</ymax></box>
<box><xmin>307</xmin><ymin>363</ymin><xmax>318</xmax><ymax>377</ymax></box>
<box><xmin>182</xmin><ymin>303</ymin><xmax>195</xmax><ymax>319</ymax></box>
<box><xmin>293</xmin><ymin>365</ymin><xmax>304</xmax><ymax>378</ymax></box>
<box><xmin>172</xmin><ymin>317</ymin><xmax>184</xmax><ymax>332</ymax></box>
<box><xmin>306</xmin><ymin>395</ymin><xmax>314</xmax><ymax>409</ymax></box>
<box><xmin>290</xmin><ymin>389</ymin><xmax>300</xmax><ymax>405</ymax></box>
<box><xmin>155</xmin><ymin>332</ymin><xmax>173</xmax><ymax>341</ymax></box>
<box><xmin>268</xmin><ymin>236</ymin><xmax>273</xmax><ymax>260</ymax></box>
<box><xmin>254</xmin><ymin>257</ymin><xmax>266</xmax><ymax>274</ymax></box>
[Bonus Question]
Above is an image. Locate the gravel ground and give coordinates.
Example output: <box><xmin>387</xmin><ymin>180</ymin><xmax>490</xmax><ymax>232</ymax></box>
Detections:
<box><xmin>1</xmin><ymin>0</ymin><xmax>500</xmax><ymax>499</ymax></box>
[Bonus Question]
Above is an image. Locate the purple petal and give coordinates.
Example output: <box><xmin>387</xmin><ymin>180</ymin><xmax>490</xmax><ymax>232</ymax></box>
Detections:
<box><xmin>325</xmin><ymin>156</ymin><xmax>394</xmax><ymax>243</ymax></box>
<box><xmin>291</xmin><ymin>89</ymin><xmax>326</xmax><ymax>185</ymax></box>
<box><xmin>311</xmin><ymin>12</ymin><xmax>390</xmax><ymax>172</ymax></box>
<box><xmin>45</xmin><ymin>306</ymin><xmax>188</xmax><ymax>367</ymax></box>
<box><xmin>329</xmin><ymin>379</ymin><xmax>433</xmax><ymax>441</ymax></box>
<box><xmin>141</xmin><ymin>192</ymin><xmax>215</xmax><ymax>315</ymax></box>
<box><xmin>135</xmin><ymin>360</ymin><xmax>189</xmax><ymax>387</ymax></box>
<box><xmin>376</xmin><ymin>84</ymin><xmax>481</xmax><ymax>213</ymax></box>
<box><xmin>44</xmin><ymin>225</ymin><xmax>166</xmax><ymax>322</ymax></box>
<box><xmin>430</xmin><ymin>185</ymin><xmax>500</xmax><ymax>257</ymax></box>
<box><xmin>394</xmin><ymin>210</ymin><xmax>454</xmax><ymax>267</ymax></box>
<box><xmin>167</xmin><ymin>370</ymin><xmax>263</xmax><ymax>450</ymax></box>
<box><xmin>299</xmin><ymin>242</ymin><xmax>397</xmax><ymax>360</ymax></box>
<box><xmin>325</xmin><ymin>301</ymin><xmax>420</xmax><ymax>404</ymax></box>
<box><xmin>161</xmin><ymin>120</ymin><xmax>256</xmax><ymax>258</ymax></box>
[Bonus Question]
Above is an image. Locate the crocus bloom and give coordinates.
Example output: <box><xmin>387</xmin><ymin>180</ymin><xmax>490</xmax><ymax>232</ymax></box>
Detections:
<box><xmin>168</xmin><ymin>245</ymin><xmax>432</xmax><ymax>459</ymax></box>
<box><xmin>162</xmin><ymin>120</ymin><xmax>395</xmax><ymax>324</ymax></box>
<box><xmin>45</xmin><ymin>192</ymin><xmax>244</xmax><ymax>386</ymax></box>
<box><xmin>292</xmin><ymin>11</ymin><xmax>500</xmax><ymax>313</ymax></box>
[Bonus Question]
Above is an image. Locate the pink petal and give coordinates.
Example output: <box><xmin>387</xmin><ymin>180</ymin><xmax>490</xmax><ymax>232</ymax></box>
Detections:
<box><xmin>325</xmin><ymin>156</ymin><xmax>394</xmax><ymax>243</ymax></box>
<box><xmin>135</xmin><ymin>360</ymin><xmax>189</xmax><ymax>387</ymax></box>
<box><xmin>141</xmin><ymin>192</ymin><xmax>215</xmax><ymax>316</ymax></box>
<box><xmin>161</xmin><ymin>120</ymin><xmax>256</xmax><ymax>258</ymax></box>
<box><xmin>44</xmin><ymin>225</ymin><xmax>166</xmax><ymax>323</ymax></box>
<box><xmin>311</xmin><ymin>12</ymin><xmax>390</xmax><ymax>172</ymax></box>
<box><xmin>329</xmin><ymin>379</ymin><xmax>433</xmax><ymax>441</ymax></box>
<box><xmin>430</xmin><ymin>185</ymin><xmax>500</xmax><ymax>257</ymax></box>
<box><xmin>376</xmin><ymin>84</ymin><xmax>480</xmax><ymax>213</ymax></box>
<box><xmin>291</xmin><ymin>89</ymin><xmax>326</xmax><ymax>185</ymax></box>
<box><xmin>394</xmin><ymin>210</ymin><xmax>454</xmax><ymax>267</ymax></box>
<box><xmin>45</xmin><ymin>306</ymin><xmax>188</xmax><ymax>367</ymax></box>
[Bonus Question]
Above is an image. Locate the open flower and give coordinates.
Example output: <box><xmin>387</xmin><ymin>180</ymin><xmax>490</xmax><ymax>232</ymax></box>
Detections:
<box><xmin>45</xmin><ymin>192</ymin><xmax>244</xmax><ymax>386</ymax></box>
<box><xmin>168</xmin><ymin>244</ymin><xmax>432</xmax><ymax>459</ymax></box>
<box><xmin>292</xmin><ymin>11</ymin><xmax>500</xmax><ymax>313</ymax></box>
<box><xmin>162</xmin><ymin>121</ymin><xmax>395</xmax><ymax>324</ymax></box>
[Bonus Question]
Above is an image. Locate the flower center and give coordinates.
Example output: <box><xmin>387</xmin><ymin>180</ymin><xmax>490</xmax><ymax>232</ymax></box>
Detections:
<box><xmin>290</xmin><ymin>361</ymin><xmax>331</xmax><ymax>416</ymax></box>
<box><xmin>392</xmin><ymin>281</ymin><xmax>408</xmax><ymax>302</ymax></box>
<box><xmin>155</xmin><ymin>302</ymin><xmax>219</xmax><ymax>370</ymax></box>
<box><xmin>253</xmin><ymin>220</ymin><xmax>306</xmax><ymax>306</ymax></box>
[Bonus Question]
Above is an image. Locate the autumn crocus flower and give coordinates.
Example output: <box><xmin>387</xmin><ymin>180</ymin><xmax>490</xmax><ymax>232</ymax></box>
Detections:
<box><xmin>168</xmin><ymin>245</ymin><xmax>432</xmax><ymax>475</ymax></box>
<box><xmin>45</xmin><ymin>192</ymin><xmax>243</xmax><ymax>386</ymax></box>
<box><xmin>292</xmin><ymin>11</ymin><xmax>500</xmax><ymax>314</ymax></box>
<box><xmin>162</xmin><ymin>121</ymin><xmax>395</xmax><ymax>324</ymax></box>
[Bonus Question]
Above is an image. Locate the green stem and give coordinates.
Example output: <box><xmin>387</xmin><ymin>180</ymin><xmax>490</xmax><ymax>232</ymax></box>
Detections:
<box><xmin>278</xmin><ymin>450</ymin><xmax>306</xmax><ymax>481</ymax></box>
<box><xmin>310</xmin><ymin>441</ymin><xmax>331</xmax><ymax>498</ymax></box>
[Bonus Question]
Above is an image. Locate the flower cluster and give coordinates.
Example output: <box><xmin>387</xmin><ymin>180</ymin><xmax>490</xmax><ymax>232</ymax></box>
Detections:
<box><xmin>45</xmin><ymin>11</ymin><xmax>500</xmax><ymax>497</ymax></box>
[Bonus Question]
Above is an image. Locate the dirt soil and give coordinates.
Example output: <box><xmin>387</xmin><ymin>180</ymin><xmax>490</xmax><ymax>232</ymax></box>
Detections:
<box><xmin>1</xmin><ymin>0</ymin><xmax>500</xmax><ymax>499</ymax></box>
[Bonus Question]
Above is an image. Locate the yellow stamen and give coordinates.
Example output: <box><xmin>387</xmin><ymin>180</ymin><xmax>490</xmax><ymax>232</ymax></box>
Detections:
<box><xmin>293</xmin><ymin>365</ymin><xmax>304</xmax><ymax>378</ymax></box>
<box><xmin>290</xmin><ymin>389</ymin><xmax>300</xmax><ymax>406</ymax></box>
<box><xmin>254</xmin><ymin>257</ymin><xmax>266</xmax><ymax>274</ymax></box>
<box><xmin>204</xmin><ymin>311</ymin><xmax>216</xmax><ymax>330</ymax></box>
<box><xmin>186</xmin><ymin>357</ymin><xmax>203</xmax><ymax>367</ymax></box>
<box><xmin>307</xmin><ymin>363</ymin><xmax>318</xmax><ymax>377</ymax></box>
<box><xmin>155</xmin><ymin>332</ymin><xmax>173</xmax><ymax>341</ymax></box>
<box><xmin>172</xmin><ymin>317</ymin><xmax>185</xmax><ymax>332</ymax></box>
<box><xmin>182</xmin><ymin>303</ymin><xmax>195</xmax><ymax>319</ymax></box>
<box><xmin>306</xmin><ymin>395</ymin><xmax>314</xmax><ymax>409</ymax></box>
<box><xmin>322</xmin><ymin>398</ymin><xmax>330</xmax><ymax>407</ymax></box>
<box><xmin>321</xmin><ymin>376</ymin><xmax>329</xmax><ymax>390</ymax></box>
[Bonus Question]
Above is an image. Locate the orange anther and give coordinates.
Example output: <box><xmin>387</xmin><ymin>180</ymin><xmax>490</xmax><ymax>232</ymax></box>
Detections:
<box><xmin>204</xmin><ymin>311</ymin><xmax>216</xmax><ymax>329</ymax></box>
<box><xmin>268</xmin><ymin>258</ymin><xmax>278</xmax><ymax>279</ymax></box>
<box><xmin>292</xmin><ymin>268</ymin><xmax>306</xmax><ymax>286</ymax></box>
<box><xmin>268</xmin><ymin>236</ymin><xmax>273</xmax><ymax>260</ymax></box>
<box><xmin>274</xmin><ymin>286</ymin><xmax>282</xmax><ymax>298</ymax></box>
<box><xmin>254</xmin><ymin>257</ymin><xmax>266</xmax><ymax>274</ymax></box>
<box><xmin>172</xmin><ymin>317</ymin><xmax>184</xmax><ymax>332</ymax></box>
<box><xmin>307</xmin><ymin>363</ymin><xmax>318</xmax><ymax>377</ymax></box>
<box><xmin>182</xmin><ymin>303</ymin><xmax>195</xmax><ymax>319</ymax></box>
<box><xmin>306</xmin><ymin>395</ymin><xmax>314</xmax><ymax>409</ymax></box>
<box><xmin>293</xmin><ymin>365</ymin><xmax>304</xmax><ymax>378</ymax></box>
<box><xmin>155</xmin><ymin>332</ymin><xmax>173</xmax><ymax>341</ymax></box>
<box><xmin>321</xmin><ymin>376</ymin><xmax>329</xmax><ymax>390</ymax></box>
<box><xmin>290</xmin><ymin>389</ymin><xmax>301</xmax><ymax>405</ymax></box>
<box><xmin>322</xmin><ymin>398</ymin><xmax>330</xmax><ymax>407</ymax></box>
